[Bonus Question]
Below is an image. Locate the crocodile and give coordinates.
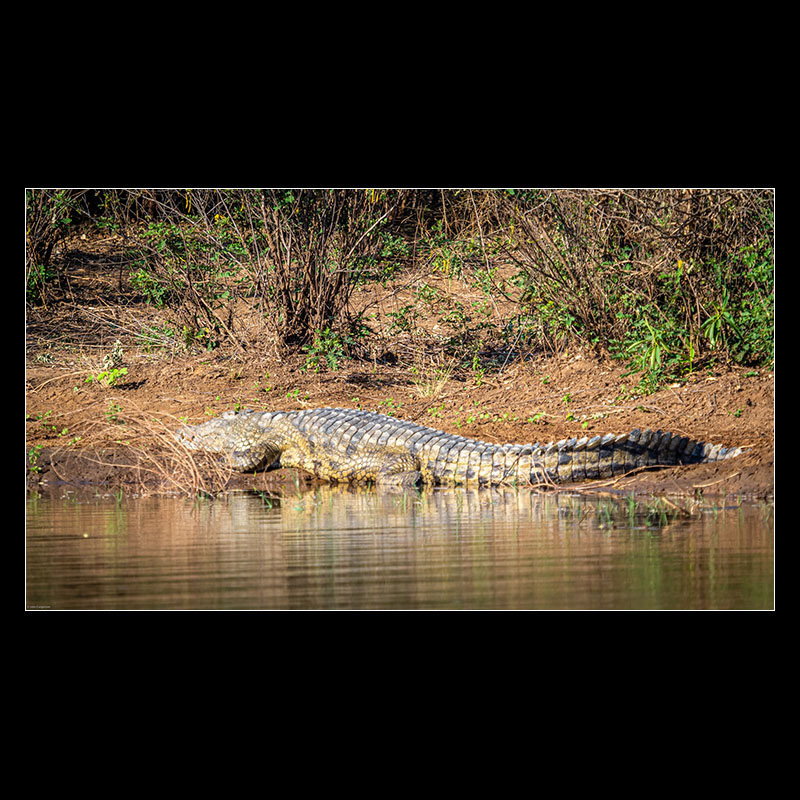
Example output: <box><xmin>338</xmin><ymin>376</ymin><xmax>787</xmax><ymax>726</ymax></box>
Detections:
<box><xmin>175</xmin><ymin>407</ymin><xmax>745</xmax><ymax>488</ymax></box>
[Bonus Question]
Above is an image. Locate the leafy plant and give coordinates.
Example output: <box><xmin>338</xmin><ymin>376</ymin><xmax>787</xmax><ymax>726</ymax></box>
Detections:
<box><xmin>85</xmin><ymin>367</ymin><xmax>128</xmax><ymax>388</ymax></box>
<box><xmin>387</xmin><ymin>304</ymin><xmax>418</xmax><ymax>334</ymax></box>
<box><xmin>105</xmin><ymin>401</ymin><xmax>124</xmax><ymax>423</ymax></box>
<box><xmin>378</xmin><ymin>398</ymin><xmax>402</xmax><ymax>415</ymax></box>
<box><xmin>26</xmin><ymin>263</ymin><xmax>57</xmax><ymax>305</ymax></box>
<box><xmin>302</xmin><ymin>328</ymin><xmax>347</xmax><ymax>372</ymax></box>
<box><xmin>28</xmin><ymin>445</ymin><xmax>44</xmax><ymax>473</ymax></box>
<box><xmin>85</xmin><ymin>340</ymin><xmax>128</xmax><ymax>387</ymax></box>
<box><xmin>130</xmin><ymin>266</ymin><xmax>171</xmax><ymax>307</ymax></box>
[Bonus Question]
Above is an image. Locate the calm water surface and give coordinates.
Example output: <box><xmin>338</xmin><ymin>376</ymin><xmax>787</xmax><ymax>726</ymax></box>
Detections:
<box><xmin>26</xmin><ymin>486</ymin><xmax>774</xmax><ymax>610</ymax></box>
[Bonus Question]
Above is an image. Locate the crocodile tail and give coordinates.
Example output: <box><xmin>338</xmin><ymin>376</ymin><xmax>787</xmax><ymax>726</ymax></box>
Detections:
<box><xmin>523</xmin><ymin>429</ymin><xmax>744</xmax><ymax>485</ymax></box>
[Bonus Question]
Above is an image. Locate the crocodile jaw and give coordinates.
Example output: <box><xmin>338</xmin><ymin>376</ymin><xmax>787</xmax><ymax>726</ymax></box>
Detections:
<box><xmin>176</xmin><ymin>411</ymin><xmax>282</xmax><ymax>472</ymax></box>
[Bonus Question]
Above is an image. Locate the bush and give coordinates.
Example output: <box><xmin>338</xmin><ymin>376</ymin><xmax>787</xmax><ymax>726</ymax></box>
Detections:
<box><xmin>497</xmin><ymin>189</ymin><xmax>774</xmax><ymax>385</ymax></box>
<box><xmin>96</xmin><ymin>189</ymin><xmax>396</xmax><ymax>351</ymax></box>
<box><xmin>25</xmin><ymin>190</ymin><xmax>83</xmax><ymax>306</ymax></box>
<box><xmin>27</xmin><ymin>189</ymin><xmax>773</xmax><ymax>393</ymax></box>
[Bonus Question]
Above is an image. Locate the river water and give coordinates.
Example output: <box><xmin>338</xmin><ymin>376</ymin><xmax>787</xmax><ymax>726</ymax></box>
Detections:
<box><xmin>25</xmin><ymin>487</ymin><xmax>774</xmax><ymax>610</ymax></box>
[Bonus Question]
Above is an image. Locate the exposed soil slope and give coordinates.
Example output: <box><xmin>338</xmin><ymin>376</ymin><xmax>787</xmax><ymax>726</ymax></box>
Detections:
<box><xmin>25</xmin><ymin>233</ymin><xmax>774</xmax><ymax>499</ymax></box>
<box><xmin>26</xmin><ymin>347</ymin><xmax>773</xmax><ymax>499</ymax></box>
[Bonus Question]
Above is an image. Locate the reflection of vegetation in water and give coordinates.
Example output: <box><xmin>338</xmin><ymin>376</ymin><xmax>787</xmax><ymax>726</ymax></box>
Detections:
<box><xmin>27</xmin><ymin>489</ymin><xmax>773</xmax><ymax>610</ymax></box>
<box><xmin>240</xmin><ymin>487</ymin><xmax>774</xmax><ymax>610</ymax></box>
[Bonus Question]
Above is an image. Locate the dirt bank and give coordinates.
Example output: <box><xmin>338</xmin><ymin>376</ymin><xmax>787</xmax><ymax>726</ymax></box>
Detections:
<box><xmin>25</xmin><ymin>347</ymin><xmax>774</xmax><ymax>500</ymax></box>
<box><xmin>25</xmin><ymin>225</ymin><xmax>774</xmax><ymax>501</ymax></box>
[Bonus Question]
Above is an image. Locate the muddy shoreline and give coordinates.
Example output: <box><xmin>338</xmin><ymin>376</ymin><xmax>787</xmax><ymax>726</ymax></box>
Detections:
<box><xmin>26</xmin><ymin>352</ymin><xmax>774</xmax><ymax>501</ymax></box>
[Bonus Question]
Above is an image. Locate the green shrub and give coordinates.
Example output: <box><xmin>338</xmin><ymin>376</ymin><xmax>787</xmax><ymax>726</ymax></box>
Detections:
<box><xmin>499</xmin><ymin>189</ymin><xmax>774</xmax><ymax>389</ymax></box>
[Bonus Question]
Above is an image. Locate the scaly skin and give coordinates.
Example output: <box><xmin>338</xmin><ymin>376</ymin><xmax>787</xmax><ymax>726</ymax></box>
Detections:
<box><xmin>175</xmin><ymin>407</ymin><xmax>744</xmax><ymax>488</ymax></box>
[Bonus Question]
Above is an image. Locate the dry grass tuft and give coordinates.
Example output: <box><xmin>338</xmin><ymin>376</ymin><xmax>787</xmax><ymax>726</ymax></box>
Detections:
<box><xmin>48</xmin><ymin>403</ymin><xmax>235</xmax><ymax>496</ymax></box>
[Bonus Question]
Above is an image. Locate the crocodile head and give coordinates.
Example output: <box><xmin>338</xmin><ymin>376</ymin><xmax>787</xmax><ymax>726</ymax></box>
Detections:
<box><xmin>175</xmin><ymin>409</ymin><xmax>285</xmax><ymax>472</ymax></box>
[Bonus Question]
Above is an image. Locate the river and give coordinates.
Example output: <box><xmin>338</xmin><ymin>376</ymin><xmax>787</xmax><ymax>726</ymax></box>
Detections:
<box><xmin>26</xmin><ymin>486</ymin><xmax>774</xmax><ymax>610</ymax></box>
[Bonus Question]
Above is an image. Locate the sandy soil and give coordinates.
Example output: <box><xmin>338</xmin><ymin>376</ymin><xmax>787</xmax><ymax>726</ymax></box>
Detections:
<box><xmin>25</xmin><ymin>346</ymin><xmax>774</xmax><ymax>499</ymax></box>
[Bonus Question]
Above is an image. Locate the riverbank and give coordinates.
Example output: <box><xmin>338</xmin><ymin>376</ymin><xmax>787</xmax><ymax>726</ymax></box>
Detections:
<box><xmin>25</xmin><ymin>211</ymin><xmax>774</xmax><ymax>500</ymax></box>
<box><xmin>25</xmin><ymin>344</ymin><xmax>774</xmax><ymax>499</ymax></box>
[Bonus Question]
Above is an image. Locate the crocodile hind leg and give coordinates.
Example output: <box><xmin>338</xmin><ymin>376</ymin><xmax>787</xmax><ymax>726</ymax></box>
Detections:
<box><xmin>311</xmin><ymin>443</ymin><xmax>429</xmax><ymax>487</ymax></box>
<box><xmin>351</xmin><ymin>447</ymin><xmax>426</xmax><ymax>487</ymax></box>
<box><xmin>371</xmin><ymin>451</ymin><xmax>436</xmax><ymax>488</ymax></box>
